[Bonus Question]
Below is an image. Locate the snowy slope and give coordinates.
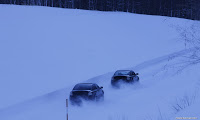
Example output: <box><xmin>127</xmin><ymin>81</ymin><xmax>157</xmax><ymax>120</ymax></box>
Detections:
<box><xmin>0</xmin><ymin>4</ymin><xmax>199</xmax><ymax>120</ymax></box>
<box><xmin>0</xmin><ymin>49</ymin><xmax>199</xmax><ymax>120</ymax></box>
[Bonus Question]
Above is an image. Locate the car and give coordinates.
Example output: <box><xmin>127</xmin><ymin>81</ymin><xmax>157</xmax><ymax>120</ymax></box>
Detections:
<box><xmin>111</xmin><ymin>70</ymin><xmax>139</xmax><ymax>87</ymax></box>
<box><xmin>69</xmin><ymin>83</ymin><xmax>104</xmax><ymax>105</ymax></box>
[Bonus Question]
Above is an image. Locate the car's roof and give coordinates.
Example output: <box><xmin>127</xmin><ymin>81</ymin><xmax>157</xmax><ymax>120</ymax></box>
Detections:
<box><xmin>76</xmin><ymin>83</ymin><xmax>96</xmax><ymax>85</ymax></box>
<box><xmin>116</xmin><ymin>70</ymin><xmax>132</xmax><ymax>72</ymax></box>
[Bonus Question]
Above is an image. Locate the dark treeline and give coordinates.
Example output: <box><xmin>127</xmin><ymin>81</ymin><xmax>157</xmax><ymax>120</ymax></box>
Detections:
<box><xmin>0</xmin><ymin>0</ymin><xmax>200</xmax><ymax>20</ymax></box>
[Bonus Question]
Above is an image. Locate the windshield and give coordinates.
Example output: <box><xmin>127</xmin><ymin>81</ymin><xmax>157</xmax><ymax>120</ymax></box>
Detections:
<box><xmin>114</xmin><ymin>70</ymin><xmax>130</xmax><ymax>76</ymax></box>
<box><xmin>73</xmin><ymin>84</ymin><xmax>92</xmax><ymax>90</ymax></box>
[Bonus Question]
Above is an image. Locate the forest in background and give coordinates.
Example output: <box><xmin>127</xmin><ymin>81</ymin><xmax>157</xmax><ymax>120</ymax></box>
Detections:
<box><xmin>0</xmin><ymin>0</ymin><xmax>200</xmax><ymax>20</ymax></box>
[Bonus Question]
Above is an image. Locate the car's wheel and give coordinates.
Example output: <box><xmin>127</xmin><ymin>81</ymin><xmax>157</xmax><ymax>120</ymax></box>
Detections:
<box><xmin>111</xmin><ymin>81</ymin><xmax>118</xmax><ymax>87</ymax></box>
<box><xmin>97</xmin><ymin>95</ymin><xmax>104</xmax><ymax>102</ymax></box>
<box><xmin>137</xmin><ymin>76</ymin><xmax>139</xmax><ymax>81</ymax></box>
<box><xmin>95</xmin><ymin>96</ymin><xmax>98</xmax><ymax>101</ymax></box>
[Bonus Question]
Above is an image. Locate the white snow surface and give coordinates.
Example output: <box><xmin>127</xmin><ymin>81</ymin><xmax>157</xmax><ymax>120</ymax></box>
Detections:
<box><xmin>0</xmin><ymin>4</ymin><xmax>200</xmax><ymax>120</ymax></box>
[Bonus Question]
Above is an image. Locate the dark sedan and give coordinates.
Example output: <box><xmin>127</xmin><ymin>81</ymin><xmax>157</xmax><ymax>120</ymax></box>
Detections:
<box><xmin>111</xmin><ymin>70</ymin><xmax>139</xmax><ymax>87</ymax></box>
<box><xmin>70</xmin><ymin>83</ymin><xmax>104</xmax><ymax>105</ymax></box>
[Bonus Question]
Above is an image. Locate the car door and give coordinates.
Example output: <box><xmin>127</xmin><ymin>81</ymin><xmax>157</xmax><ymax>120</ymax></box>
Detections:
<box><xmin>97</xmin><ymin>84</ymin><xmax>102</xmax><ymax>97</ymax></box>
<box><xmin>92</xmin><ymin>84</ymin><xmax>99</xmax><ymax>97</ymax></box>
<box><xmin>131</xmin><ymin>71</ymin><xmax>137</xmax><ymax>81</ymax></box>
<box><xmin>97</xmin><ymin>84</ymin><xmax>104</xmax><ymax>96</ymax></box>
<box><xmin>96</xmin><ymin>84</ymin><xmax>103</xmax><ymax>97</ymax></box>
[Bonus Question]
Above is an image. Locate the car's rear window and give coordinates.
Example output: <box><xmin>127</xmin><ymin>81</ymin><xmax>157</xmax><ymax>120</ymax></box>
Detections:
<box><xmin>73</xmin><ymin>84</ymin><xmax>92</xmax><ymax>90</ymax></box>
<box><xmin>114</xmin><ymin>70</ymin><xmax>130</xmax><ymax>75</ymax></box>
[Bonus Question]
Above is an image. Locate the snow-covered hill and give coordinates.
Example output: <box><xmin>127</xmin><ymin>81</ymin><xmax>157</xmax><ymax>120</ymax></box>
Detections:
<box><xmin>0</xmin><ymin>4</ymin><xmax>199</xmax><ymax>120</ymax></box>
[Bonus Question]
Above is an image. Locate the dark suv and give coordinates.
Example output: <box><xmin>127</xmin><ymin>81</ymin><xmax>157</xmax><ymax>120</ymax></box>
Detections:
<box><xmin>111</xmin><ymin>70</ymin><xmax>139</xmax><ymax>87</ymax></box>
<box><xmin>70</xmin><ymin>83</ymin><xmax>104</xmax><ymax>105</ymax></box>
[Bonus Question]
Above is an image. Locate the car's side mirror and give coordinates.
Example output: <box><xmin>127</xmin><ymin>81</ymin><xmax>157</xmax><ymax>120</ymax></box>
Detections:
<box><xmin>135</xmin><ymin>73</ymin><xmax>139</xmax><ymax>75</ymax></box>
<box><xmin>100</xmin><ymin>86</ymin><xmax>103</xmax><ymax>89</ymax></box>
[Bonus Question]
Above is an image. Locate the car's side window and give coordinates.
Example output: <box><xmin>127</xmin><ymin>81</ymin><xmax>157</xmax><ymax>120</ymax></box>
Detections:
<box><xmin>128</xmin><ymin>72</ymin><xmax>131</xmax><ymax>76</ymax></box>
<box><xmin>92</xmin><ymin>85</ymin><xmax>98</xmax><ymax>90</ymax></box>
<box><xmin>96</xmin><ymin>84</ymin><xmax>100</xmax><ymax>89</ymax></box>
<box><xmin>132</xmin><ymin>71</ymin><xmax>135</xmax><ymax>75</ymax></box>
<box><xmin>129</xmin><ymin>71</ymin><xmax>132</xmax><ymax>75</ymax></box>
<box><xmin>92</xmin><ymin>85</ymin><xmax>95</xmax><ymax>90</ymax></box>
